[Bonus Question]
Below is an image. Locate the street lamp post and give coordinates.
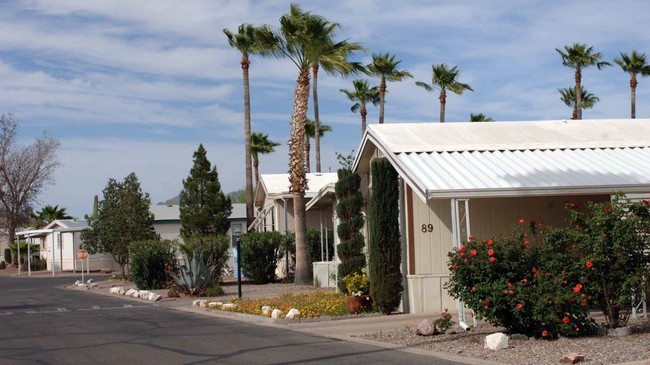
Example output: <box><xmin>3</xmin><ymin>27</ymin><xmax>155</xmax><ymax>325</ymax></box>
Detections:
<box><xmin>235</xmin><ymin>228</ymin><xmax>242</xmax><ymax>298</ymax></box>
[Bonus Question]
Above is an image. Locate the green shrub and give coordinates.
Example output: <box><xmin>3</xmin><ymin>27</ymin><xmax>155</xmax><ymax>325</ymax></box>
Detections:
<box><xmin>178</xmin><ymin>235</ymin><xmax>229</xmax><ymax>283</ymax></box>
<box><xmin>30</xmin><ymin>258</ymin><xmax>47</xmax><ymax>271</ymax></box>
<box><xmin>335</xmin><ymin>168</ymin><xmax>366</xmax><ymax>292</ymax></box>
<box><xmin>129</xmin><ymin>240</ymin><xmax>177</xmax><ymax>290</ymax></box>
<box><xmin>239</xmin><ymin>231</ymin><xmax>285</xmax><ymax>284</ymax></box>
<box><xmin>560</xmin><ymin>196</ymin><xmax>650</xmax><ymax>328</ymax></box>
<box><xmin>205</xmin><ymin>282</ymin><xmax>224</xmax><ymax>297</ymax></box>
<box><xmin>368</xmin><ymin>158</ymin><xmax>403</xmax><ymax>314</ymax></box>
<box><xmin>308</xmin><ymin>227</ymin><xmax>334</xmax><ymax>263</ymax></box>
<box><xmin>4</xmin><ymin>248</ymin><xmax>10</xmax><ymax>264</ymax></box>
<box><xmin>0</xmin><ymin>261</ymin><xmax>6</xmax><ymax>269</ymax></box>
<box><xmin>446</xmin><ymin>220</ymin><xmax>597</xmax><ymax>339</ymax></box>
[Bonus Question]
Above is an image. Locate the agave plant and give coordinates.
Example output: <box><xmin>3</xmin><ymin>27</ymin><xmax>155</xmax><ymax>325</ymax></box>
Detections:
<box><xmin>172</xmin><ymin>252</ymin><xmax>216</xmax><ymax>295</ymax></box>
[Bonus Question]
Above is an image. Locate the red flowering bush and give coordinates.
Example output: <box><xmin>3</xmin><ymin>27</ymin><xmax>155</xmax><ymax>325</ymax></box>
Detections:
<box><xmin>445</xmin><ymin>220</ymin><xmax>597</xmax><ymax>339</ymax></box>
<box><xmin>561</xmin><ymin>195</ymin><xmax>650</xmax><ymax>328</ymax></box>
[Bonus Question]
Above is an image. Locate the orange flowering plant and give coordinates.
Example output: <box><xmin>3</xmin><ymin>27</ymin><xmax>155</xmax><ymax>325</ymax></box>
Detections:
<box><xmin>445</xmin><ymin>219</ymin><xmax>597</xmax><ymax>339</ymax></box>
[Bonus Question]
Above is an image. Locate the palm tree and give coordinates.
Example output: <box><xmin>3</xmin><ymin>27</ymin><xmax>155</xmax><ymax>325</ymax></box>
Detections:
<box><xmin>340</xmin><ymin>79</ymin><xmax>380</xmax><ymax>135</ymax></box>
<box><xmin>613</xmin><ymin>50</ymin><xmax>650</xmax><ymax>119</ymax></box>
<box><xmin>224</xmin><ymin>24</ymin><xmax>267</xmax><ymax>228</ymax></box>
<box><xmin>556</xmin><ymin>43</ymin><xmax>611</xmax><ymax>120</ymax></box>
<box><xmin>366</xmin><ymin>53</ymin><xmax>413</xmax><ymax>124</ymax></box>
<box><xmin>416</xmin><ymin>64</ymin><xmax>473</xmax><ymax>123</ymax></box>
<box><xmin>469</xmin><ymin>113</ymin><xmax>493</xmax><ymax>122</ymax></box>
<box><xmin>305</xmin><ymin>118</ymin><xmax>332</xmax><ymax>172</ymax></box>
<box><xmin>31</xmin><ymin>204</ymin><xmax>72</xmax><ymax>228</ymax></box>
<box><xmin>256</xmin><ymin>5</ymin><xmax>352</xmax><ymax>284</ymax></box>
<box><xmin>250</xmin><ymin>132</ymin><xmax>281</xmax><ymax>187</ymax></box>
<box><xmin>311</xmin><ymin>29</ymin><xmax>363</xmax><ymax>173</ymax></box>
<box><xmin>559</xmin><ymin>86</ymin><xmax>600</xmax><ymax>120</ymax></box>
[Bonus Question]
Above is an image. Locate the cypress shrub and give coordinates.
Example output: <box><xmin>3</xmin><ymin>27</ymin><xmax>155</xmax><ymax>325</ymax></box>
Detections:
<box><xmin>4</xmin><ymin>248</ymin><xmax>11</xmax><ymax>264</ymax></box>
<box><xmin>368</xmin><ymin>158</ymin><xmax>402</xmax><ymax>314</ymax></box>
<box><xmin>129</xmin><ymin>240</ymin><xmax>177</xmax><ymax>290</ymax></box>
<box><xmin>335</xmin><ymin>168</ymin><xmax>366</xmax><ymax>293</ymax></box>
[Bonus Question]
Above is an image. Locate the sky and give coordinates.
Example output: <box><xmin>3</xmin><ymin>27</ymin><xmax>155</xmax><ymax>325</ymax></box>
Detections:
<box><xmin>1</xmin><ymin>0</ymin><xmax>650</xmax><ymax>217</ymax></box>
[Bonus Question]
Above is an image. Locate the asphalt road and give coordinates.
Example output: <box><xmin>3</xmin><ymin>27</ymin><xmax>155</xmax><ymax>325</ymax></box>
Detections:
<box><xmin>0</xmin><ymin>275</ymin><xmax>463</xmax><ymax>365</ymax></box>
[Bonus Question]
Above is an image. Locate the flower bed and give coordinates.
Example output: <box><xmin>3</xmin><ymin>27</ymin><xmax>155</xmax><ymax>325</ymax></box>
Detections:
<box><xmin>227</xmin><ymin>290</ymin><xmax>350</xmax><ymax>318</ymax></box>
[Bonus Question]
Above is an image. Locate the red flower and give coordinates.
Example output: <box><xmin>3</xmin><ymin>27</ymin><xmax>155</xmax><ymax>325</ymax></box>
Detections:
<box><xmin>542</xmin><ymin>330</ymin><xmax>548</xmax><ymax>337</ymax></box>
<box><xmin>488</xmin><ymin>249</ymin><xmax>495</xmax><ymax>256</ymax></box>
<box><xmin>575</xmin><ymin>327</ymin><xmax>580</xmax><ymax>332</ymax></box>
<box><xmin>523</xmin><ymin>240</ymin><xmax>529</xmax><ymax>247</ymax></box>
<box><xmin>585</xmin><ymin>261</ymin><xmax>593</xmax><ymax>269</ymax></box>
<box><xmin>470</xmin><ymin>249</ymin><xmax>477</xmax><ymax>256</ymax></box>
<box><xmin>463</xmin><ymin>258</ymin><xmax>468</xmax><ymax>263</ymax></box>
<box><xmin>643</xmin><ymin>200</ymin><xmax>649</xmax><ymax>205</ymax></box>
<box><xmin>487</xmin><ymin>239</ymin><xmax>493</xmax><ymax>246</ymax></box>
<box><xmin>460</xmin><ymin>252</ymin><xmax>465</xmax><ymax>257</ymax></box>
<box><xmin>489</xmin><ymin>257</ymin><xmax>496</xmax><ymax>263</ymax></box>
<box><xmin>468</xmin><ymin>235</ymin><xmax>474</xmax><ymax>240</ymax></box>
<box><xmin>562</xmin><ymin>316</ymin><xmax>570</xmax><ymax>324</ymax></box>
<box><xmin>518</xmin><ymin>218</ymin><xmax>525</xmax><ymax>224</ymax></box>
<box><xmin>571</xmin><ymin>203</ymin><xmax>579</xmax><ymax>210</ymax></box>
<box><xmin>548</xmin><ymin>300</ymin><xmax>553</xmax><ymax>305</ymax></box>
<box><xmin>507</xmin><ymin>282</ymin><xmax>513</xmax><ymax>287</ymax></box>
<box><xmin>504</xmin><ymin>290</ymin><xmax>509</xmax><ymax>295</ymax></box>
<box><xmin>573</xmin><ymin>284</ymin><xmax>582</xmax><ymax>293</ymax></box>
<box><xmin>531</xmin><ymin>267</ymin><xmax>537</xmax><ymax>273</ymax></box>
<box><xmin>471</xmin><ymin>286</ymin><xmax>477</xmax><ymax>292</ymax></box>
<box><xmin>509</xmin><ymin>290</ymin><xmax>514</xmax><ymax>296</ymax></box>
<box><xmin>459</xmin><ymin>245</ymin><xmax>466</xmax><ymax>252</ymax></box>
<box><xmin>522</xmin><ymin>278</ymin><xmax>528</xmax><ymax>283</ymax></box>
<box><xmin>451</xmin><ymin>265</ymin><xmax>457</xmax><ymax>270</ymax></box>
<box><xmin>604</xmin><ymin>205</ymin><xmax>611</xmax><ymax>212</ymax></box>
<box><xmin>580</xmin><ymin>300</ymin><xmax>587</xmax><ymax>307</ymax></box>
<box><xmin>516</xmin><ymin>303</ymin><xmax>523</xmax><ymax>309</ymax></box>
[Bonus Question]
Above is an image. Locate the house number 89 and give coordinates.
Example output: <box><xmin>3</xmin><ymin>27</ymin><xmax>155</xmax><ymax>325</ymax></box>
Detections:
<box><xmin>421</xmin><ymin>224</ymin><xmax>434</xmax><ymax>232</ymax></box>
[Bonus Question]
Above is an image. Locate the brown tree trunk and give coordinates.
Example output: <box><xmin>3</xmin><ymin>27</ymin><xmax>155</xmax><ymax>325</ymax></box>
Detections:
<box><xmin>572</xmin><ymin>106</ymin><xmax>577</xmax><ymax>120</ymax></box>
<box><xmin>305</xmin><ymin>137</ymin><xmax>311</xmax><ymax>173</ymax></box>
<box><xmin>361</xmin><ymin>104</ymin><xmax>367</xmax><ymax>135</ymax></box>
<box><xmin>379</xmin><ymin>78</ymin><xmax>386</xmax><ymax>124</ymax></box>
<box><xmin>242</xmin><ymin>53</ymin><xmax>254</xmax><ymax>227</ymax></box>
<box><xmin>575</xmin><ymin>69</ymin><xmax>582</xmax><ymax>120</ymax></box>
<box><xmin>289</xmin><ymin>68</ymin><xmax>311</xmax><ymax>285</ymax></box>
<box><xmin>253</xmin><ymin>158</ymin><xmax>260</xmax><ymax>189</ymax></box>
<box><xmin>312</xmin><ymin>65</ymin><xmax>322</xmax><ymax>172</ymax></box>
<box><xmin>631</xmin><ymin>75</ymin><xmax>637</xmax><ymax>119</ymax></box>
<box><xmin>439</xmin><ymin>89</ymin><xmax>446</xmax><ymax>123</ymax></box>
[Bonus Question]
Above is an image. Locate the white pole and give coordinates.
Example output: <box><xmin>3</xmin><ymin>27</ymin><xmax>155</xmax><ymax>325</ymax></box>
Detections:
<box><xmin>17</xmin><ymin>238</ymin><xmax>21</xmax><ymax>276</ymax></box>
<box><xmin>28</xmin><ymin>236</ymin><xmax>31</xmax><ymax>277</ymax></box>
<box><xmin>51</xmin><ymin>233</ymin><xmax>55</xmax><ymax>277</ymax></box>
<box><xmin>320</xmin><ymin>210</ymin><xmax>324</xmax><ymax>262</ymax></box>
<box><xmin>81</xmin><ymin>258</ymin><xmax>84</xmax><ymax>283</ymax></box>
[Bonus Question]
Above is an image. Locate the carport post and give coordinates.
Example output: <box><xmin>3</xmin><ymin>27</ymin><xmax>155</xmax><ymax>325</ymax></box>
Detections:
<box><xmin>27</xmin><ymin>236</ymin><xmax>31</xmax><ymax>277</ymax></box>
<box><xmin>17</xmin><ymin>237</ymin><xmax>21</xmax><ymax>276</ymax></box>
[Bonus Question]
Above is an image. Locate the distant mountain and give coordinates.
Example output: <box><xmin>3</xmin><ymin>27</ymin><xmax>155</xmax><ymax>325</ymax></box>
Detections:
<box><xmin>157</xmin><ymin>188</ymin><xmax>246</xmax><ymax>205</ymax></box>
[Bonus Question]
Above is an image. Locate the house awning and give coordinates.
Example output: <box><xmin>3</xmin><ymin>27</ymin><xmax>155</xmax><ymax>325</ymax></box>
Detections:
<box><xmin>354</xmin><ymin>119</ymin><xmax>650</xmax><ymax>201</ymax></box>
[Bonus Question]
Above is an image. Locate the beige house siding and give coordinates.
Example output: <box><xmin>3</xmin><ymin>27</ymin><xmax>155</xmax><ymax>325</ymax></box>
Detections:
<box><xmin>407</xmin><ymin>190</ymin><xmax>609</xmax><ymax>314</ymax></box>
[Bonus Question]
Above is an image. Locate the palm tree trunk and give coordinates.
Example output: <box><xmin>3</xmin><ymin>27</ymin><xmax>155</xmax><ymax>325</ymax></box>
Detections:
<box><xmin>575</xmin><ymin>69</ymin><xmax>582</xmax><ymax>120</ymax></box>
<box><xmin>361</xmin><ymin>104</ymin><xmax>367</xmax><ymax>135</ymax></box>
<box><xmin>379</xmin><ymin>78</ymin><xmax>386</xmax><ymax>124</ymax></box>
<box><xmin>242</xmin><ymin>53</ymin><xmax>254</xmax><ymax>227</ymax></box>
<box><xmin>439</xmin><ymin>90</ymin><xmax>446</xmax><ymax>123</ymax></box>
<box><xmin>312</xmin><ymin>65</ymin><xmax>322</xmax><ymax>172</ymax></box>
<box><xmin>572</xmin><ymin>106</ymin><xmax>577</xmax><ymax>120</ymax></box>
<box><xmin>290</xmin><ymin>67</ymin><xmax>311</xmax><ymax>285</ymax></box>
<box><xmin>305</xmin><ymin>136</ymin><xmax>311</xmax><ymax>173</ymax></box>
<box><xmin>631</xmin><ymin>75</ymin><xmax>637</xmax><ymax>119</ymax></box>
<box><xmin>253</xmin><ymin>158</ymin><xmax>260</xmax><ymax>189</ymax></box>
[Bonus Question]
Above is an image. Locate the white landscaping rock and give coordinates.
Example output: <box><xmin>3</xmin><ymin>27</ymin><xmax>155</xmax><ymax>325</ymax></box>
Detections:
<box><xmin>87</xmin><ymin>279</ymin><xmax>94</xmax><ymax>284</ymax></box>
<box><xmin>192</xmin><ymin>299</ymin><xmax>201</xmax><ymax>307</ymax></box>
<box><xmin>131</xmin><ymin>291</ymin><xmax>140</xmax><ymax>298</ymax></box>
<box><xmin>285</xmin><ymin>308</ymin><xmax>300</xmax><ymax>319</ymax></box>
<box><xmin>147</xmin><ymin>292</ymin><xmax>161</xmax><ymax>302</ymax></box>
<box><xmin>208</xmin><ymin>302</ymin><xmax>220</xmax><ymax>308</ymax></box>
<box><xmin>262</xmin><ymin>306</ymin><xmax>272</xmax><ymax>316</ymax></box>
<box><xmin>74</xmin><ymin>280</ymin><xmax>81</xmax><ymax>286</ymax></box>
<box><xmin>222</xmin><ymin>303</ymin><xmax>238</xmax><ymax>311</ymax></box>
<box><xmin>109</xmin><ymin>287</ymin><xmax>122</xmax><ymax>294</ymax></box>
<box><xmin>484</xmin><ymin>332</ymin><xmax>509</xmax><ymax>350</ymax></box>
<box><xmin>118</xmin><ymin>288</ymin><xmax>126</xmax><ymax>295</ymax></box>
<box><xmin>125</xmin><ymin>289</ymin><xmax>137</xmax><ymax>297</ymax></box>
<box><xmin>138</xmin><ymin>290</ymin><xmax>150</xmax><ymax>299</ymax></box>
<box><xmin>415</xmin><ymin>319</ymin><xmax>436</xmax><ymax>336</ymax></box>
<box><xmin>271</xmin><ymin>309</ymin><xmax>284</xmax><ymax>319</ymax></box>
<box><xmin>199</xmin><ymin>300</ymin><xmax>208</xmax><ymax>308</ymax></box>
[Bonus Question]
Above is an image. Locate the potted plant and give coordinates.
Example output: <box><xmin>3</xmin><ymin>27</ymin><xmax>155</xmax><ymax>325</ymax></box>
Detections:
<box><xmin>342</xmin><ymin>269</ymin><xmax>372</xmax><ymax>314</ymax></box>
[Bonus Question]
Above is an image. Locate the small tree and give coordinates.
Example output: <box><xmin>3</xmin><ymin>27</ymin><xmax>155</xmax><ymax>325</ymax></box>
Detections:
<box><xmin>368</xmin><ymin>158</ymin><xmax>402</xmax><ymax>314</ymax></box>
<box><xmin>0</xmin><ymin>114</ymin><xmax>60</xmax><ymax>244</ymax></box>
<box><xmin>129</xmin><ymin>240</ymin><xmax>177</xmax><ymax>290</ymax></box>
<box><xmin>335</xmin><ymin>168</ymin><xmax>366</xmax><ymax>292</ymax></box>
<box><xmin>179</xmin><ymin>144</ymin><xmax>232</xmax><ymax>238</ymax></box>
<box><xmin>240</xmin><ymin>231</ymin><xmax>286</xmax><ymax>284</ymax></box>
<box><xmin>81</xmin><ymin>173</ymin><xmax>158</xmax><ymax>278</ymax></box>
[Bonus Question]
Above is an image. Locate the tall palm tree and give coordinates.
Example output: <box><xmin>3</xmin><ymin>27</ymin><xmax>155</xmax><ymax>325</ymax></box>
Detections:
<box><xmin>224</xmin><ymin>24</ymin><xmax>267</xmax><ymax>228</ymax></box>
<box><xmin>416</xmin><ymin>64</ymin><xmax>473</xmax><ymax>123</ymax></box>
<box><xmin>613</xmin><ymin>50</ymin><xmax>650</xmax><ymax>119</ymax></box>
<box><xmin>559</xmin><ymin>86</ymin><xmax>600</xmax><ymax>120</ymax></box>
<box><xmin>556</xmin><ymin>43</ymin><xmax>611</xmax><ymax>120</ymax></box>
<box><xmin>256</xmin><ymin>5</ymin><xmax>352</xmax><ymax>284</ymax></box>
<box><xmin>31</xmin><ymin>204</ymin><xmax>72</xmax><ymax>228</ymax></box>
<box><xmin>311</xmin><ymin>29</ymin><xmax>363</xmax><ymax>173</ymax></box>
<box><xmin>366</xmin><ymin>53</ymin><xmax>413</xmax><ymax>124</ymax></box>
<box><xmin>305</xmin><ymin>118</ymin><xmax>332</xmax><ymax>172</ymax></box>
<box><xmin>340</xmin><ymin>79</ymin><xmax>380</xmax><ymax>135</ymax></box>
<box><xmin>250</xmin><ymin>132</ymin><xmax>281</xmax><ymax>187</ymax></box>
<box><xmin>469</xmin><ymin>113</ymin><xmax>493</xmax><ymax>122</ymax></box>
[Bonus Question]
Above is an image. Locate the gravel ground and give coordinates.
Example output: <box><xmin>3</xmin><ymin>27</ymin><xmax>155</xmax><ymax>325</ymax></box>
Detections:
<box><xmin>361</xmin><ymin>318</ymin><xmax>650</xmax><ymax>365</ymax></box>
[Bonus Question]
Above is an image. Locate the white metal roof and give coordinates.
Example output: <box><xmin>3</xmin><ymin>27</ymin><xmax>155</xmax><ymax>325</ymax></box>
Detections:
<box><xmin>150</xmin><ymin>203</ymin><xmax>248</xmax><ymax>221</ymax></box>
<box><xmin>354</xmin><ymin>119</ymin><xmax>650</xmax><ymax>201</ymax></box>
<box><xmin>255</xmin><ymin>172</ymin><xmax>338</xmax><ymax>206</ymax></box>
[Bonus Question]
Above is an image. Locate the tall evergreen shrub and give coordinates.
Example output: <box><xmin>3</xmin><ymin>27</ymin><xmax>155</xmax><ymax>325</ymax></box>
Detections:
<box><xmin>368</xmin><ymin>158</ymin><xmax>402</xmax><ymax>314</ymax></box>
<box><xmin>335</xmin><ymin>168</ymin><xmax>366</xmax><ymax>292</ymax></box>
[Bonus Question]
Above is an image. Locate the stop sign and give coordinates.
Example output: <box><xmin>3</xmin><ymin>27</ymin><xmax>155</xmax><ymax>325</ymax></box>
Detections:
<box><xmin>77</xmin><ymin>249</ymin><xmax>89</xmax><ymax>260</ymax></box>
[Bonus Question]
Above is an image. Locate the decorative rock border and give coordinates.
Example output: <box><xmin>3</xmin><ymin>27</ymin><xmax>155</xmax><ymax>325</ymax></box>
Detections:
<box><xmin>73</xmin><ymin>279</ymin><xmax>99</xmax><ymax>290</ymax></box>
<box><xmin>108</xmin><ymin>286</ymin><xmax>162</xmax><ymax>301</ymax></box>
